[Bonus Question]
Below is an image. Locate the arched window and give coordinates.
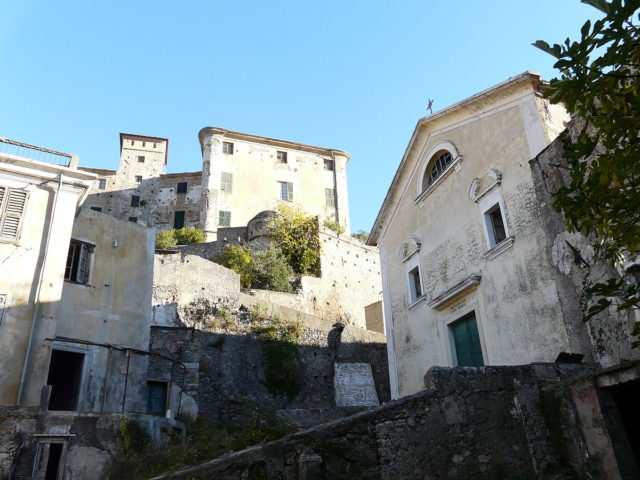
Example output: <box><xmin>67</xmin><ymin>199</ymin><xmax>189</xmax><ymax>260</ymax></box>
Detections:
<box><xmin>423</xmin><ymin>150</ymin><xmax>454</xmax><ymax>190</ymax></box>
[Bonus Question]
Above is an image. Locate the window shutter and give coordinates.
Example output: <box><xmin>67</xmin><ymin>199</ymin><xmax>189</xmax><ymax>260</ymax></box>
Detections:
<box><xmin>287</xmin><ymin>182</ymin><xmax>293</xmax><ymax>201</ymax></box>
<box><xmin>1</xmin><ymin>188</ymin><xmax>28</xmax><ymax>241</ymax></box>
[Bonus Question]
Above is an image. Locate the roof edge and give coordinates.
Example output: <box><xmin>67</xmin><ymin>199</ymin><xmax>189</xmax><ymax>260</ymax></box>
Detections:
<box><xmin>198</xmin><ymin>127</ymin><xmax>350</xmax><ymax>161</ymax></box>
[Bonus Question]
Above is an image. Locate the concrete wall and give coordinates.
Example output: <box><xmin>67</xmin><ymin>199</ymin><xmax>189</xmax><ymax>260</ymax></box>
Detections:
<box><xmin>53</xmin><ymin>208</ymin><xmax>155</xmax><ymax>413</ymax></box>
<box><xmin>150</xmin><ymin>363</ymin><xmax>596</xmax><ymax>480</ymax></box>
<box><xmin>371</xmin><ymin>75</ymin><xmax>574</xmax><ymax>397</ymax></box>
<box><xmin>365</xmin><ymin>301</ymin><xmax>384</xmax><ymax>334</ymax></box>
<box><xmin>0</xmin><ymin>155</ymin><xmax>95</xmax><ymax>407</ymax></box>
<box><xmin>199</xmin><ymin>128</ymin><xmax>350</xmax><ymax>239</ymax></box>
<box><xmin>530</xmin><ymin>117</ymin><xmax>640</xmax><ymax>367</ymax></box>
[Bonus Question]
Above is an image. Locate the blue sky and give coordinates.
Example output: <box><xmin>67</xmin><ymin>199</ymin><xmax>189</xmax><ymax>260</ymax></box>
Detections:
<box><xmin>0</xmin><ymin>1</ymin><xmax>601</xmax><ymax>233</ymax></box>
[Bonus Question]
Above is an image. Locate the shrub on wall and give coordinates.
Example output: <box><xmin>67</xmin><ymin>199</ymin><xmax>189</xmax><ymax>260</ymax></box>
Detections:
<box><xmin>175</xmin><ymin>227</ymin><xmax>206</xmax><ymax>245</ymax></box>
<box><xmin>217</xmin><ymin>245</ymin><xmax>255</xmax><ymax>288</ymax></box>
<box><xmin>251</xmin><ymin>247</ymin><xmax>294</xmax><ymax>293</ymax></box>
<box><xmin>322</xmin><ymin>219</ymin><xmax>345</xmax><ymax>234</ymax></box>
<box><xmin>155</xmin><ymin>229</ymin><xmax>177</xmax><ymax>249</ymax></box>
<box><xmin>269</xmin><ymin>204</ymin><xmax>321</xmax><ymax>277</ymax></box>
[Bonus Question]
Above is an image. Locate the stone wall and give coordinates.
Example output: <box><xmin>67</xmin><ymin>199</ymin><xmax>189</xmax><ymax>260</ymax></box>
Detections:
<box><xmin>149</xmin><ymin>295</ymin><xmax>389</xmax><ymax>428</ymax></box>
<box><xmin>149</xmin><ymin>363</ymin><xmax>597</xmax><ymax>480</ymax></box>
<box><xmin>530</xmin><ymin>117</ymin><xmax>640</xmax><ymax>367</ymax></box>
<box><xmin>0</xmin><ymin>408</ymin><xmax>181</xmax><ymax>480</ymax></box>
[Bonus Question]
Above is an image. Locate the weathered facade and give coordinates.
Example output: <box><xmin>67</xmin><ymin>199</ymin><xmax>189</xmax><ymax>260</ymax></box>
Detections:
<box><xmin>176</xmin><ymin>213</ymin><xmax>382</xmax><ymax>329</ymax></box>
<box><xmin>82</xmin><ymin>128</ymin><xmax>351</xmax><ymax>240</ymax></box>
<box><xmin>0</xmin><ymin>141</ymin><xmax>179</xmax><ymax>480</ymax></box>
<box><xmin>368</xmin><ymin>72</ymin><xmax>573</xmax><ymax>397</ymax></box>
<box><xmin>150</xmin><ymin>251</ymin><xmax>389</xmax><ymax>426</ymax></box>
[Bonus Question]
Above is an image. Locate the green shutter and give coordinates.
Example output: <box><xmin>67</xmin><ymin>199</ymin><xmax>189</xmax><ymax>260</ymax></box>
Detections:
<box><xmin>451</xmin><ymin>312</ymin><xmax>484</xmax><ymax>367</ymax></box>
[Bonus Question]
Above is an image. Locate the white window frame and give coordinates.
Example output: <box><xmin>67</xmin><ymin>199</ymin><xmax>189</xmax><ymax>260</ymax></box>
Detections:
<box><xmin>222</xmin><ymin>141</ymin><xmax>234</xmax><ymax>155</ymax></box>
<box><xmin>404</xmin><ymin>251</ymin><xmax>425</xmax><ymax>309</ymax></box>
<box><xmin>477</xmin><ymin>187</ymin><xmax>511</xmax><ymax>252</ymax></box>
<box><xmin>64</xmin><ymin>238</ymin><xmax>95</xmax><ymax>286</ymax></box>
<box><xmin>278</xmin><ymin>181</ymin><xmax>293</xmax><ymax>202</ymax></box>
<box><xmin>415</xmin><ymin>141</ymin><xmax>462</xmax><ymax>202</ymax></box>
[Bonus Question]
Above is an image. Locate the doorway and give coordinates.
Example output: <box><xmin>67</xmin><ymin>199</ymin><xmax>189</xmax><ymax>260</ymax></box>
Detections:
<box><xmin>46</xmin><ymin>349</ymin><xmax>84</xmax><ymax>411</ymax></box>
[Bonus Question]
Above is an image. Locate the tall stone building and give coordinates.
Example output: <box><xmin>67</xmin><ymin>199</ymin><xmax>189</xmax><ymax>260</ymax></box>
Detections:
<box><xmin>82</xmin><ymin>128</ymin><xmax>351</xmax><ymax>240</ymax></box>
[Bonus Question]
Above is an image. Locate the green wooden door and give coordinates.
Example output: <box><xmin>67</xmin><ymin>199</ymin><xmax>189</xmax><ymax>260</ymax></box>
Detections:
<box><xmin>451</xmin><ymin>312</ymin><xmax>484</xmax><ymax>367</ymax></box>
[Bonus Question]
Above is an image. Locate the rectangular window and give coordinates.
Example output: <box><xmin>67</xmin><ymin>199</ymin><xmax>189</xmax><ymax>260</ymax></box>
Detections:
<box><xmin>137</xmin><ymin>156</ymin><xmax>145</xmax><ymax>163</ymax></box>
<box><xmin>131</xmin><ymin>140</ymin><xmax>135</xmax><ymax>145</ymax></box>
<box><xmin>131</xmin><ymin>195</ymin><xmax>140</xmax><ymax>207</ymax></box>
<box><xmin>276</xmin><ymin>151</ymin><xmax>287</xmax><ymax>163</ymax></box>
<box><xmin>0</xmin><ymin>186</ymin><xmax>28</xmax><ymax>242</ymax></box>
<box><xmin>222</xmin><ymin>141</ymin><xmax>234</xmax><ymax>155</ymax></box>
<box><xmin>324</xmin><ymin>159</ymin><xmax>335</xmax><ymax>171</ymax></box>
<box><xmin>450</xmin><ymin>312</ymin><xmax>484</xmax><ymax>367</ymax></box>
<box><xmin>47</xmin><ymin>349</ymin><xmax>85</xmax><ymax>411</ymax></box>
<box><xmin>177</xmin><ymin>182</ymin><xmax>188</xmax><ymax>194</ymax></box>
<box><xmin>325</xmin><ymin>188</ymin><xmax>336</xmax><ymax>208</ymax></box>
<box><xmin>147</xmin><ymin>381</ymin><xmax>168</xmax><ymax>415</ymax></box>
<box><xmin>220</xmin><ymin>172</ymin><xmax>233</xmax><ymax>192</ymax></box>
<box><xmin>135</xmin><ymin>175</ymin><xmax>143</xmax><ymax>183</ymax></box>
<box><xmin>484</xmin><ymin>203</ymin><xmax>507</xmax><ymax>247</ymax></box>
<box><xmin>408</xmin><ymin>266</ymin><xmax>422</xmax><ymax>301</ymax></box>
<box><xmin>98</xmin><ymin>179</ymin><xmax>107</xmax><ymax>190</ymax></box>
<box><xmin>142</xmin><ymin>141</ymin><xmax>146</xmax><ymax>147</ymax></box>
<box><xmin>279</xmin><ymin>182</ymin><xmax>293</xmax><ymax>202</ymax></box>
<box><xmin>153</xmin><ymin>143</ymin><xmax>157</xmax><ymax>148</ymax></box>
<box><xmin>218</xmin><ymin>210</ymin><xmax>231</xmax><ymax>227</ymax></box>
<box><xmin>90</xmin><ymin>206</ymin><xmax>102</xmax><ymax>212</ymax></box>
<box><xmin>128</xmin><ymin>217</ymin><xmax>138</xmax><ymax>223</ymax></box>
<box><xmin>65</xmin><ymin>240</ymin><xmax>94</xmax><ymax>285</ymax></box>
<box><xmin>174</xmin><ymin>210</ymin><xmax>185</xmax><ymax>229</ymax></box>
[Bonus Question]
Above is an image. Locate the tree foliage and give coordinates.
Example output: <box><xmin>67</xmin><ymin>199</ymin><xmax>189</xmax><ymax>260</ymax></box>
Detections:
<box><xmin>351</xmin><ymin>230</ymin><xmax>370</xmax><ymax>243</ymax></box>
<box><xmin>322</xmin><ymin>218</ymin><xmax>345</xmax><ymax>234</ymax></box>
<box><xmin>268</xmin><ymin>203</ymin><xmax>321</xmax><ymax>276</ymax></box>
<box><xmin>155</xmin><ymin>227</ymin><xmax>206</xmax><ymax>249</ymax></box>
<box><xmin>155</xmin><ymin>229</ymin><xmax>178</xmax><ymax>249</ymax></box>
<box><xmin>216</xmin><ymin>245</ymin><xmax>293</xmax><ymax>292</ymax></box>
<box><xmin>534</xmin><ymin>0</ymin><xmax>640</xmax><ymax>324</ymax></box>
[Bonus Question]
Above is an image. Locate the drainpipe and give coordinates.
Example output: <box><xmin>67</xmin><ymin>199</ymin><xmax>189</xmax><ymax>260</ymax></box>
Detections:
<box><xmin>330</xmin><ymin>151</ymin><xmax>339</xmax><ymax>226</ymax></box>
<box><xmin>17</xmin><ymin>174</ymin><xmax>64</xmax><ymax>406</ymax></box>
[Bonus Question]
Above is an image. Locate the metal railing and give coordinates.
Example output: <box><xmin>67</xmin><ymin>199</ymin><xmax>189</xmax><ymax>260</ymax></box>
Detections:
<box><xmin>0</xmin><ymin>137</ymin><xmax>76</xmax><ymax>167</ymax></box>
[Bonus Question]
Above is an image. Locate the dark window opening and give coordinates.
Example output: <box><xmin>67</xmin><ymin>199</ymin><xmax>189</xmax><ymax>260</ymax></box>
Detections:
<box><xmin>47</xmin><ymin>350</ymin><xmax>84</xmax><ymax>411</ymax></box>
<box><xmin>135</xmin><ymin>175</ymin><xmax>142</xmax><ymax>183</ymax></box>
<box><xmin>137</xmin><ymin>156</ymin><xmax>145</xmax><ymax>163</ymax></box>
<box><xmin>602</xmin><ymin>379</ymin><xmax>640</xmax><ymax>477</ymax></box>
<box><xmin>423</xmin><ymin>150</ymin><xmax>454</xmax><ymax>190</ymax></box>
<box><xmin>174</xmin><ymin>210</ymin><xmax>185</xmax><ymax>229</ymax></box>
<box><xmin>90</xmin><ymin>206</ymin><xmax>102</xmax><ymax>212</ymax></box>
<box><xmin>131</xmin><ymin>195</ymin><xmax>140</xmax><ymax>207</ymax></box>
<box><xmin>177</xmin><ymin>182</ymin><xmax>188</xmax><ymax>194</ymax></box>
<box><xmin>44</xmin><ymin>443</ymin><xmax>64</xmax><ymax>480</ymax></box>
<box><xmin>450</xmin><ymin>312</ymin><xmax>484</xmax><ymax>367</ymax></box>
<box><xmin>485</xmin><ymin>203</ymin><xmax>507</xmax><ymax>247</ymax></box>
<box><xmin>222</xmin><ymin>141</ymin><xmax>234</xmax><ymax>154</ymax></box>
<box><xmin>128</xmin><ymin>216</ymin><xmax>137</xmax><ymax>223</ymax></box>
<box><xmin>408</xmin><ymin>266</ymin><xmax>422</xmax><ymax>301</ymax></box>
<box><xmin>324</xmin><ymin>159</ymin><xmax>335</xmax><ymax>171</ymax></box>
<box><xmin>147</xmin><ymin>381</ymin><xmax>168</xmax><ymax>415</ymax></box>
<box><xmin>276</xmin><ymin>151</ymin><xmax>287</xmax><ymax>163</ymax></box>
<box><xmin>64</xmin><ymin>240</ymin><xmax>93</xmax><ymax>284</ymax></box>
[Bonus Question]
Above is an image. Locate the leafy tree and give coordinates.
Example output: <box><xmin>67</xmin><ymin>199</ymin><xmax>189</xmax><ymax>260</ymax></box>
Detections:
<box><xmin>217</xmin><ymin>245</ymin><xmax>254</xmax><ymax>288</ymax></box>
<box><xmin>251</xmin><ymin>247</ymin><xmax>294</xmax><ymax>292</ymax></box>
<box><xmin>268</xmin><ymin>203</ymin><xmax>321</xmax><ymax>276</ymax></box>
<box><xmin>533</xmin><ymin>0</ymin><xmax>640</xmax><ymax>327</ymax></box>
<box><xmin>351</xmin><ymin>229</ymin><xmax>370</xmax><ymax>243</ymax></box>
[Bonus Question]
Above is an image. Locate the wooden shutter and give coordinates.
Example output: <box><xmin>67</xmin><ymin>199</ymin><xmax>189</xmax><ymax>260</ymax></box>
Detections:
<box><xmin>0</xmin><ymin>188</ymin><xmax>28</xmax><ymax>241</ymax></box>
<box><xmin>287</xmin><ymin>182</ymin><xmax>293</xmax><ymax>202</ymax></box>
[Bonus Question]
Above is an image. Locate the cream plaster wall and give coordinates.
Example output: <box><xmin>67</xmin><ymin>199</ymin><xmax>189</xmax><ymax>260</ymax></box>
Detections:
<box><xmin>53</xmin><ymin>208</ymin><xmax>154</xmax><ymax>412</ymax></box>
<box><xmin>374</xmin><ymin>78</ymin><xmax>574</xmax><ymax>397</ymax></box>
<box><xmin>0</xmin><ymin>155</ymin><xmax>95</xmax><ymax>406</ymax></box>
<box><xmin>200</xmin><ymin>130</ymin><xmax>350</xmax><ymax>239</ymax></box>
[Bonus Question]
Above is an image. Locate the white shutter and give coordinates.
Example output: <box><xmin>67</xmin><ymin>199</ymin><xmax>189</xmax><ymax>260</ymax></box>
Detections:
<box><xmin>287</xmin><ymin>182</ymin><xmax>293</xmax><ymax>202</ymax></box>
<box><xmin>0</xmin><ymin>188</ymin><xmax>28</xmax><ymax>241</ymax></box>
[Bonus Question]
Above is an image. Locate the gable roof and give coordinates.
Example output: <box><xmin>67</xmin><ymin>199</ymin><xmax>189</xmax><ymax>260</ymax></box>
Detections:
<box><xmin>367</xmin><ymin>71</ymin><xmax>546</xmax><ymax>245</ymax></box>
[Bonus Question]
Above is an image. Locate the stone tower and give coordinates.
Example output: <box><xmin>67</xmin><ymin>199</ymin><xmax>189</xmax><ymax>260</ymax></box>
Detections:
<box><xmin>113</xmin><ymin>133</ymin><xmax>168</xmax><ymax>190</ymax></box>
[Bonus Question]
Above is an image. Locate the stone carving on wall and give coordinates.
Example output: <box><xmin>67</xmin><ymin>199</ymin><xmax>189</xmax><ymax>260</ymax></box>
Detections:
<box><xmin>334</xmin><ymin>363</ymin><xmax>379</xmax><ymax>407</ymax></box>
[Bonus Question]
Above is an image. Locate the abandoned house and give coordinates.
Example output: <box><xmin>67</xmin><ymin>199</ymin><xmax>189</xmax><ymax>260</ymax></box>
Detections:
<box><xmin>81</xmin><ymin>128</ymin><xmax>351</xmax><ymax>240</ymax></box>
<box><xmin>0</xmin><ymin>139</ymin><xmax>179</xmax><ymax>479</ymax></box>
